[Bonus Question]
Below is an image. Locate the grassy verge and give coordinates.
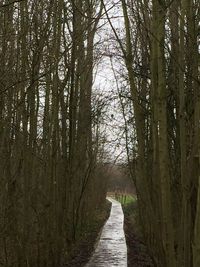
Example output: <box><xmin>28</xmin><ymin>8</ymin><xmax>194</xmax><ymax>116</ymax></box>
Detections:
<box><xmin>115</xmin><ymin>194</ymin><xmax>137</xmax><ymax>205</ymax></box>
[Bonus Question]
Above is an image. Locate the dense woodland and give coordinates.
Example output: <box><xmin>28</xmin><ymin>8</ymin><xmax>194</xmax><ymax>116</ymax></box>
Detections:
<box><xmin>0</xmin><ymin>0</ymin><xmax>199</xmax><ymax>267</ymax></box>
<box><xmin>0</xmin><ymin>0</ymin><xmax>108</xmax><ymax>266</ymax></box>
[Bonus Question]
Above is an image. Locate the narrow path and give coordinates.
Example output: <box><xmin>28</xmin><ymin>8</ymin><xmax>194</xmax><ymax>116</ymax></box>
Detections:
<box><xmin>86</xmin><ymin>197</ymin><xmax>127</xmax><ymax>267</ymax></box>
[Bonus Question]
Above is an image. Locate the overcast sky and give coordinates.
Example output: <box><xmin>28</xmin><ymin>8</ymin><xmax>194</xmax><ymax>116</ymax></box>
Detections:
<box><xmin>93</xmin><ymin>1</ymin><xmax>130</xmax><ymax>163</ymax></box>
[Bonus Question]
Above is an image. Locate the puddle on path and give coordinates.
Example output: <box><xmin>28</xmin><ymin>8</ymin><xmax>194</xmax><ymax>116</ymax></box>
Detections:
<box><xmin>86</xmin><ymin>197</ymin><xmax>127</xmax><ymax>267</ymax></box>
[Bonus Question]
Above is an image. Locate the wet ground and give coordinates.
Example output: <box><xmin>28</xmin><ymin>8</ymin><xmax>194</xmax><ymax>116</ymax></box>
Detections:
<box><xmin>85</xmin><ymin>197</ymin><xmax>127</xmax><ymax>267</ymax></box>
<box><xmin>63</xmin><ymin>202</ymin><xmax>111</xmax><ymax>267</ymax></box>
<box><xmin>124</xmin><ymin>217</ymin><xmax>154</xmax><ymax>267</ymax></box>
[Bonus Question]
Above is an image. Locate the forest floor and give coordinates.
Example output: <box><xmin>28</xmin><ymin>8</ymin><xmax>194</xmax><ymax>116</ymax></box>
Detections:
<box><xmin>124</xmin><ymin>217</ymin><xmax>154</xmax><ymax>267</ymax></box>
<box><xmin>63</xmin><ymin>200</ymin><xmax>111</xmax><ymax>267</ymax></box>
<box><xmin>122</xmin><ymin>198</ymin><xmax>155</xmax><ymax>267</ymax></box>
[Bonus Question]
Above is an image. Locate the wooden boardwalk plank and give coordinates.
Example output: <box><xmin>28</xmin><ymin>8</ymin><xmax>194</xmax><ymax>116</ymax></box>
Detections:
<box><xmin>86</xmin><ymin>197</ymin><xmax>127</xmax><ymax>267</ymax></box>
